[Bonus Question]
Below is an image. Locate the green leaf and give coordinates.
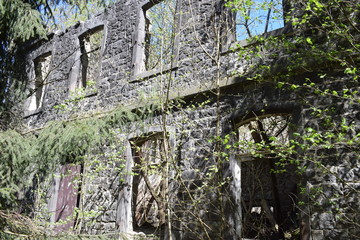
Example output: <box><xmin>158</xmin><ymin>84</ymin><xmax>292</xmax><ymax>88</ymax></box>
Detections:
<box><xmin>306</xmin><ymin>37</ymin><xmax>313</xmax><ymax>45</ymax></box>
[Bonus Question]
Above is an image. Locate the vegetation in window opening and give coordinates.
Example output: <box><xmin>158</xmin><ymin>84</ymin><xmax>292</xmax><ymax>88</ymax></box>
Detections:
<box><xmin>145</xmin><ymin>0</ymin><xmax>177</xmax><ymax>70</ymax></box>
<box><xmin>225</xmin><ymin>0</ymin><xmax>360</xmax><ymax>238</ymax></box>
<box><xmin>226</xmin><ymin>0</ymin><xmax>285</xmax><ymax>40</ymax></box>
<box><xmin>237</xmin><ymin>115</ymin><xmax>299</xmax><ymax>239</ymax></box>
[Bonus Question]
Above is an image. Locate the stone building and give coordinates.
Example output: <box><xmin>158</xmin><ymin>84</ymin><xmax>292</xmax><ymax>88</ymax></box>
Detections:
<box><xmin>20</xmin><ymin>0</ymin><xmax>359</xmax><ymax>239</ymax></box>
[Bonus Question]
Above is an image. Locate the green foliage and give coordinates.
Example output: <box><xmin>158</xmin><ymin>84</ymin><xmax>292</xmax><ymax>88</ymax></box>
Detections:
<box><xmin>49</xmin><ymin>0</ymin><xmax>116</xmax><ymax>30</ymax></box>
<box><xmin>36</xmin><ymin>119</ymin><xmax>108</xmax><ymax>167</ymax></box>
<box><xmin>0</xmin><ymin>88</ymin><xmax>158</xmax><ymax>211</ymax></box>
<box><xmin>225</xmin><ymin>0</ymin><xmax>284</xmax><ymax>40</ymax></box>
<box><xmin>145</xmin><ymin>0</ymin><xmax>176</xmax><ymax>70</ymax></box>
<box><xmin>0</xmin><ymin>130</ymin><xmax>34</xmax><ymax>209</ymax></box>
<box><xmin>0</xmin><ymin>0</ymin><xmax>49</xmax><ymax>130</ymax></box>
<box><xmin>0</xmin><ymin>0</ymin><xmax>47</xmax><ymax>44</ymax></box>
<box><xmin>224</xmin><ymin>0</ymin><xmax>360</xmax><ymax>237</ymax></box>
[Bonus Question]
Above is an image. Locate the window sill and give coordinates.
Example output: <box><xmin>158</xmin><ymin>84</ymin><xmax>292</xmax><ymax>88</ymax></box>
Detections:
<box><xmin>24</xmin><ymin>91</ymin><xmax>97</xmax><ymax>119</ymax></box>
<box><xmin>69</xmin><ymin>87</ymin><xmax>98</xmax><ymax>99</ymax></box>
<box><xmin>130</xmin><ymin>63</ymin><xmax>178</xmax><ymax>83</ymax></box>
<box><xmin>24</xmin><ymin>107</ymin><xmax>43</xmax><ymax>118</ymax></box>
<box><xmin>83</xmin><ymin>89</ymin><xmax>98</xmax><ymax>98</ymax></box>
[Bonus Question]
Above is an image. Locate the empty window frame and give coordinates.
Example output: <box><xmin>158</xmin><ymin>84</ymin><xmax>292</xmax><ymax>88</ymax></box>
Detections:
<box><xmin>29</xmin><ymin>52</ymin><xmax>52</xmax><ymax>111</ymax></box>
<box><xmin>134</xmin><ymin>0</ymin><xmax>177</xmax><ymax>74</ymax></box>
<box><xmin>237</xmin><ymin>115</ymin><xmax>298</xmax><ymax>239</ymax></box>
<box><xmin>131</xmin><ymin>135</ymin><xmax>166</xmax><ymax>234</ymax></box>
<box><xmin>78</xmin><ymin>27</ymin><xmax>104</xmax><ymax>88</ymax></box>
<box><xmin>235</xmin><ymin>0</ymin><xmax>284</xmax><ymax>41</ymax></box>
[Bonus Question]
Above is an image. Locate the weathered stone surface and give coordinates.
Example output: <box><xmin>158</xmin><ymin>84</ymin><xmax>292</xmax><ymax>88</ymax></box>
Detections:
<box><xmin>19</xmin><ymin>0</ymin><xmax>360</xmax><ymax>239</ymax></box>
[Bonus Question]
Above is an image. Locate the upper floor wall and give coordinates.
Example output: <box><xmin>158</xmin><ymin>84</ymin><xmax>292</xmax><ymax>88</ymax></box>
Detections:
<box><xmin>22</xmin><ymin>0</ymin><xmax>291</xmax><ymax>128</ymax></box>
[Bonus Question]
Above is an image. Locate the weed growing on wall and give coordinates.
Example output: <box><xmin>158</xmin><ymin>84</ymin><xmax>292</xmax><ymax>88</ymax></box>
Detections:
<box><xmin>225</xmin><ymin>0</ymin><xmax>360</xmax><ymax>238</ymax></box>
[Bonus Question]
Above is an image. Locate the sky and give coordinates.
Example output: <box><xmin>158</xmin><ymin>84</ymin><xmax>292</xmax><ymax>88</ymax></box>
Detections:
<box><xmin>235</xmin><ymin>0</ymin><xmax>284</xmax><ymax>41</ymax></box>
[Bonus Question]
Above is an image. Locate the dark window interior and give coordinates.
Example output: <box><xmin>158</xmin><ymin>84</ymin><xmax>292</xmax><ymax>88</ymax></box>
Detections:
<box><xmin>237</xmin><ymin>115</ymin><xmax>298</xmax><ymax>239</ymax></box>
<box><xmin>79</xmin><ymin>27</ymin><xmax>103</xmax><ymax>88</ymax></box>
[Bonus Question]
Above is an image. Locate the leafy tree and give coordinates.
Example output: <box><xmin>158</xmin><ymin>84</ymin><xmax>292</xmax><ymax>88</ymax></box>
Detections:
<box><xmin>0</xmin><ymin>0</ymin><xmax>46</xmax><ymax>130</ymax></box>
<box><xmin>48</xmin><ymin>0</ymin><xmax>116</xmax><ymax>30</ymax></box>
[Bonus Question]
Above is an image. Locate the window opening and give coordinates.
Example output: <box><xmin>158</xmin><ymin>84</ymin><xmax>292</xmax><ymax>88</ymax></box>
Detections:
<box><xmin>131</xmin><ymin>135</ymin><xmax>166</xmax><ymax>235</ymax></box>
<box><xmin>32</xmin><ymin>52</ymin><xmax>51</xmax><ymax>110</ymax></box>
<box><xmin>79</xmin><ymin>28</ymin><xmax>103</xmax><ymax>88</ymax></box>
<box><xmin>237</xmin><ymin>115</ymin><xmax>298</xmax><ymax>239</ymax></box>
<box><xmin>145</xmin><ymin>0</ymin><xmax>176</xmax><ymax>70</ymax></box>
<box><xmin>235</xmin><ymin>0</ymin><xmax>284</xmax><ymax>41</ymax></box>
<box><xmin>135</xmin><ymin>0</ymin><xmax>176</xmax><ymax>74</ymax></box>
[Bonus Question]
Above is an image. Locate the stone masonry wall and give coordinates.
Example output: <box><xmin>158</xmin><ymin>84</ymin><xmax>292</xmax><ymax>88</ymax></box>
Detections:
<box><xmin>20</xmin><ymin>0</ymin><xmax>360</xmax><ymax>239</ymax></box>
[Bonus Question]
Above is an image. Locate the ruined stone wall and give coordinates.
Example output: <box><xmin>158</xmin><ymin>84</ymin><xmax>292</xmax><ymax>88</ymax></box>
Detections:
<box><xmin>20</xmin><ymin>0</ymin><xmax>360</xmax><ymax>239</ymax></box>
<box><xmin>23</xmin><ymin>0</ymin><xmax>227</xmax><ymax>127</ymax></box>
